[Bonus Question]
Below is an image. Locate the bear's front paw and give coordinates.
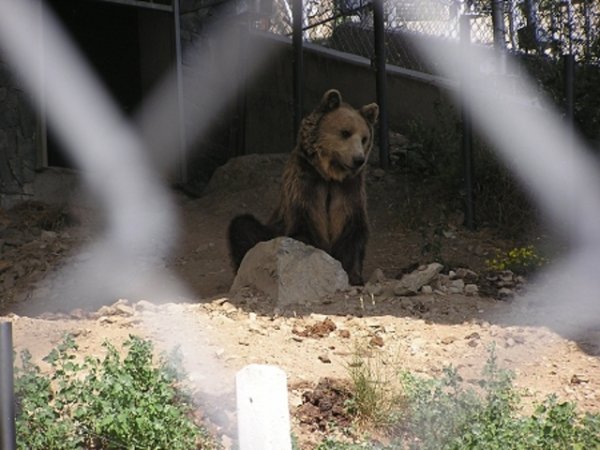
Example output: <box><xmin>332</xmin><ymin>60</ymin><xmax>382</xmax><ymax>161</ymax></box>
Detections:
<box><xmin>348</xmin><ymin>273</ymin><xmax>364</xmax><ymax>286</ymax></box>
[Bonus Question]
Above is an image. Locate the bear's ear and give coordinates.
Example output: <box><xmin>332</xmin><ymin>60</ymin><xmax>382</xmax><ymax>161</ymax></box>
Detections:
<box><xmin>360</xmin><ymin>103</ymin><xmax>379</xmax><ymax>125</ymax></box>
<box><xmin>318</xmin><ymin>89</ymin><xmax>342</xmax><ymax>113</ymax></box>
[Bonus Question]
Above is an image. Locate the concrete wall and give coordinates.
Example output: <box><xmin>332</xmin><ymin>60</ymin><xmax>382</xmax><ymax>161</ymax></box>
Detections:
<box><xmin>242</xmin><ymin>33</ymin><xmax>458</xmax><ymax>158</ymax></box>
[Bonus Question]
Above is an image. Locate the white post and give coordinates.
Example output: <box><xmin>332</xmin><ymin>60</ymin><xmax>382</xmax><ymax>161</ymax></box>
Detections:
<box><xmin>236</xmin><ymin>364</ymin><xmax>292</xmax><ymax>450</ymax></box>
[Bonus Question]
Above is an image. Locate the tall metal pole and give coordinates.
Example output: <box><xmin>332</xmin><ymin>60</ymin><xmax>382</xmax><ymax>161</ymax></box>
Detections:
<box><xmin>0</xmin><ymin>322</ymin><xmax>16</xmax><ymax>450</ymax></box>
<box><xmin>292</xmin><ymin>0</ymin><xmax>303</xmax><ymax>137</ymax></box>
<box><xmin>173</xmin><ymin>0</ymin><xmax>188</xmax><ymax>182</ymax></box>
<box><xmin>460</xmin><ymin>14</ymin><xmax>475</xmax><ymax>231</ymax></box>
<box><xmin>373</xmin><ymin>0</ymin><xmax>389</xmax><ymax>169</ymax></box>
<box><xmin>563</xmin><ymin>0</ymin><xmax>575</xmax><ymax>134</ymax></box>
<box><xmin>563</xmin><ymin>54</ymin><xmax>575</xmax><ymax>126</ymax></box>
<box><xmin>491</xmin><ymin>0</ymin><xmax>506</xmax><ymax>74</ymax></box>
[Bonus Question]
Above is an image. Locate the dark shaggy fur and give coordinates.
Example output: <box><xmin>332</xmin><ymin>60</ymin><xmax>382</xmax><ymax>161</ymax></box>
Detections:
<box><xmin>228</xmin><ymin>89</ymin><xmax>378</xmax><ymax>285</ymax></box>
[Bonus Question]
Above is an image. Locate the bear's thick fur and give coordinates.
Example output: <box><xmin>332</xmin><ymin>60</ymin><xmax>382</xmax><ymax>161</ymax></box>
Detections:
<box><xmin>228</xmin><ymin>89</ymin><xmax>379</xmax><ymax>285</ymax></box>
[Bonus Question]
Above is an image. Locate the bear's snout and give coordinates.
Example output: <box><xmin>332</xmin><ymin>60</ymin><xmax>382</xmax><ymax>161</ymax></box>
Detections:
<box><xmin>352</xmin><ymin>154</ymin><xmax>366</xmax><ymax>169</ymax></box>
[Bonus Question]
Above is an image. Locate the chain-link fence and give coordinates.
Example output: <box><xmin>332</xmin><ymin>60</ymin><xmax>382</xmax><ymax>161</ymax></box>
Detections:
<box><xmin>263</xmin><ymin>1</ymin><xmax>600</xmax><ymax>74</ymax></box>
<box><xmin>258</xmin><ymin>0</ymin><xmax>600</xmax><ymax>144</ymax></box>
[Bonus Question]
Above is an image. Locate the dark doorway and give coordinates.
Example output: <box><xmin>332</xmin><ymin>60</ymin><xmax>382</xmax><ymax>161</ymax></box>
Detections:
<box><xmin>44</xmin><ymin>0</ymin><xmax>174</xmax><ymax>168</ymax></box>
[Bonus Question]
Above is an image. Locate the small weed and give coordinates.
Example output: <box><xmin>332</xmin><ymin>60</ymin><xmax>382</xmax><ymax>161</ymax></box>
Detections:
<box><xmin>345</xmin><ymin>343</ymin><xmax>404</xmax><ymax>432</ymax></box>
<box><xmin>14</xmin><ymin>334</ymin><xmax>218</xmax><ymax>450</ymax></box>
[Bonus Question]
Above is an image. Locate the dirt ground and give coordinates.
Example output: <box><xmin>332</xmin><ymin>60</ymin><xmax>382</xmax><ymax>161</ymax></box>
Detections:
<box><xmin>1</xmin><ymin>153</ymin><xmax>599</xmax><ymax>449</ymax></box>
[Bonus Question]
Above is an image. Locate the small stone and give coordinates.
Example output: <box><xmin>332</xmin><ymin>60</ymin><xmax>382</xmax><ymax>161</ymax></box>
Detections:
<box><xmin>338</xmin><ymin>329</ymin><xmax>351</xmax><ymax>339</ymax></box>
<box><xmin>69</xmin><ymin>308</ymin><xmax>90</xmax><ymax>320</ymax></box>
<box><xmin>221</xmin><ymin>301</ymin><xmax>237</xmax><ymax>313</ymax></box>
<box><xmin>505</xmin><ymin>337</ymin><xmax>516</xmax><ymax>348</ymax></box>
<box><xmin>370</xmin><ymin>335</ymin><xmax>384</xmax><ymax>347</ymax></box>
<box><xmin>465</xmin><ymin>332</ymin><xmax>480</xmax><ymax>340</ymax></box>
<box><xmin>464</xmin><ymin>284</ymin><xmax>479</xmax><ymax>296</ymax></box>
<box><xmin>441</xmin><ymin>336</ymin><xmax>456</xmax><ymax>345</ymax></box>
<box><xmin>570</xmin><ymin>374</ymin><xmax>589</xmax><ymax>385</ymax></box>
<box><xmin>451</xmin><ymin>279</ymin><xmax>465</xmax><ymax>290</ymax></box>
<box><xmin>448</xmin><ymin>270</ymin><xmax>457</xmax><ymax>279</ymax></box>
<box><xmin>215</xmin><ymin>348</ymin><xmax>225</xmax><ymax>358</ymax></box>
<box><xmin>213</xmin><ymin>297</ymin><xmax>229</xmax><ymax>306</ymax></box>
<box><xmin>114</xmin><ymin>304</ymin><xmax>135</xmax><ymax>316</ymax></box>
<box><xmin>365</xmin><ymin>318</ymin><xmax>381</xmax><ymax>329</ymax></box>
<box><xmin>135</xmin><ymin>300</ymin><xmax>157</xmax><ymax>311</ymax></box>
<box><xmin>467</xmin><ymin>339</ymin><xmax>479</xmax><ymax>347</ymax></box>
<box><xmin>498</xmin><ymin>287</ymin><xmax>514</xmax><ymax>299</ymax></box>
<box><xmin>318</xmin><ymin>354</ymin><xmax>332</xmax><ymax>364</ymax></box>
<box><xmin>383</xmin><ymin>325</ymin><xmax>396</xmax><ymax>333</ymax></box>
<box><xmin>421</xmin><ymin>285</ymin><xmax>433</xmax><ymax>294</ymax></box>
<box><xmin>456</xmin><ymin>268</ymin><xmax>478</xmax><ymax>282</ymax></box>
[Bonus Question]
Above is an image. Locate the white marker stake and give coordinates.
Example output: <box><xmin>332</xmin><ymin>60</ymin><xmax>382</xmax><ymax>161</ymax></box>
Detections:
<box><xmin>236</xmin><ymin>364</ymin><xmax>292</xmax><ymax>450</ymax></box>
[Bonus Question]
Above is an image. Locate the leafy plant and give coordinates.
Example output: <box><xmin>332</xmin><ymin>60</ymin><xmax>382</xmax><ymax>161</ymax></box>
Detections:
<box><xmin>486</xmin><ymin>245</ymin><xmax>547</xmax><ymax>274</ymax></box>
<box><xmin>14</xmin><ymin>335</ymin><xmax>217</xmax><ymax>450</ymax></box>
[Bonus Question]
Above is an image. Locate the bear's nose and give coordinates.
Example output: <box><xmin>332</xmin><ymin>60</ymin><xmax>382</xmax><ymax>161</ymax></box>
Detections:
<box><xmin>352</xmin><ymin>155</ymin><xmax>365</xmax><ymax>168</ymax></box>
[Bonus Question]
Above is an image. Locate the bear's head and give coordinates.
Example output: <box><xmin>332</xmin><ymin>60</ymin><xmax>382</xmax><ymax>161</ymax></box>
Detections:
<box><xmin>300</xmin><ymin>89</ymin><xmax>379</xmax><ymax>182</ymax></box>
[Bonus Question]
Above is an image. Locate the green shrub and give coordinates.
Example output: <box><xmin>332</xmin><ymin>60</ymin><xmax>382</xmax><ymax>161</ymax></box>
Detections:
<box><xmin>14</xmin><ymin>335</ymin><xmax>216</xmax><ymax>450</ymax></box>
<box><xmin>322</xmin><ymin>344</ymin><xmax>600</xmax><ymax>450</ymax></box>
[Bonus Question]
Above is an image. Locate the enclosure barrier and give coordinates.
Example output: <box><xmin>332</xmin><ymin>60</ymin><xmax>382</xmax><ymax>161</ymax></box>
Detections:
<box><xmin>0</xmin><ymin>322</ymin><xmax>16</xmax><ymax>450</ymax></box>
<box><xmin>236</xmin><ymin>364</ymin><xmax>292</xmax><ymax>450</ymax></box>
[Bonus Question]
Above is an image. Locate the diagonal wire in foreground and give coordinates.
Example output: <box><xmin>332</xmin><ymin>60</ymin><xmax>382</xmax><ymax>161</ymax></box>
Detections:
<box><xmin>408</xmin><ymin>0</ymin><xmax>600</xmax><ymax>336</ymax></box>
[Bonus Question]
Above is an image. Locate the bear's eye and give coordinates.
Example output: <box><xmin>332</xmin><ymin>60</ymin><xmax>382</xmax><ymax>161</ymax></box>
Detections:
<box><xmin>340</xmin><ymin>129</ymin><xmax>352</xmax><ymax>139</ymax></box>
<box><xmin>361</xmin><ymin>136</ymin><xmax>368</xmax><ymax>145</ymax></box>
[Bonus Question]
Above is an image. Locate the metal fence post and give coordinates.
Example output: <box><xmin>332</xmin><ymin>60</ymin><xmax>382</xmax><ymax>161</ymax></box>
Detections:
<box><xmin>460</xmin><ymin>14</ymin><xmax>475</xmax><ymax>231</ymax></box>
<box><xmin>563</xmin><ymin>53</ymin><xmax>575</xmax><ymax>132</ymax></box>
<box><xmin>0</xmin><ymin>322</ymin><xmax>16</xmax><ymax>450</ymax></box>
<box><xmin>292</xmin><ymin>0</ymin><xmax>303</xmax><ymax>138</ymax></box>
<box><xmin>373</xmin><ymin>0</ymin><xmax>389</xmax><ymax>170</ymax></box>
<box><xmin>491</xmin><ymin>0</ymin><xmax>506</xmax><ymax>74</ymax></box>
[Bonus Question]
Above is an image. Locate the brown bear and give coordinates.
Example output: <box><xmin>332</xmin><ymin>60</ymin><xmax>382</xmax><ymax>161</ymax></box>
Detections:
<box><xmin>228</xmin><ymin>89</ymin><xmax>379</xmax><ymax>285</ymax></box>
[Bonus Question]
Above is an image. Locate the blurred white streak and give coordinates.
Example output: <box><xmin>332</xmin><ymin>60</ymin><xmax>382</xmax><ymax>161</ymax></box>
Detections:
<box><xmin>429</xmin><ymin>42</ymin><xmax>600</xmax><ymax>246</ymax></box>
<box><xmin>136</xmin><ymin>18</ymin><xmax>275</xmax><ymax>176</ymax></box>
<box><xmin>0</xmin><ymin>0</ymin><xmax>179</xmax><ymax>306</ymax></box>
<box><xmin>0</xmin><ymin>0</ymin><xmax>236</xmax><ymax>429</ymax></box>
<box><xmin>408</xmin><ymin>0</ymin><xmax>600</xmax><ymax>331</ymax></box>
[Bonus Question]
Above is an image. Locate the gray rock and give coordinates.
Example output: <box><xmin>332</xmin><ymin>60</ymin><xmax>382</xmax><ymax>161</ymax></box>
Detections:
<box><xmin>231</xmin><ymin>237</ymin><xmax>349</xmax><ymax>306</ymax></box>
<box><xmin>455</xmin><ymin>268</ymin><xmax>478</xmax><ymax>283</ymax></box>
<box><xmin>394</xmin><ymin>263</ymin><xmax>443</xmax><ymax>295</ymax></box>
<box><xmin>448</xmin><ymin>279</ymin><xmax>464</xmax><ymax>294</ymax></box>
<box><xmin>464</xmin><ymin>284</ymin><xmax>479</xmax><ymax>296</ymax></box>
<box><xmin>498</xmin><ymin>287</ymin><xmax>514</xmax><ymax>299</ymax></box>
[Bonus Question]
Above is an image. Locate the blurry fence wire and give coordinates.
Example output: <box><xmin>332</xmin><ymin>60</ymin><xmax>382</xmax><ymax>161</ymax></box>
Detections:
<box><xmin>264</xmin><ymin>0</ymin><xmax>600</xmax><ymax>75</ymax></box>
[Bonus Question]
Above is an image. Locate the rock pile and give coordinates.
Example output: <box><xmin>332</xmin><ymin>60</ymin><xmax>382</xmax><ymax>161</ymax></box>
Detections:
<box><xmin>364</xmin><ymin>263</ymin><xmax>481</xmax><ymax>298</ymax></box>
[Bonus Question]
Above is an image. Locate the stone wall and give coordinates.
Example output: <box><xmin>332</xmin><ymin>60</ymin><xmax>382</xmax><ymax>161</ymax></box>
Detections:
<box><xmin>0</xmin><ymin>60</ymin><xmax>38</xmax><ymax>204</ymax></box>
